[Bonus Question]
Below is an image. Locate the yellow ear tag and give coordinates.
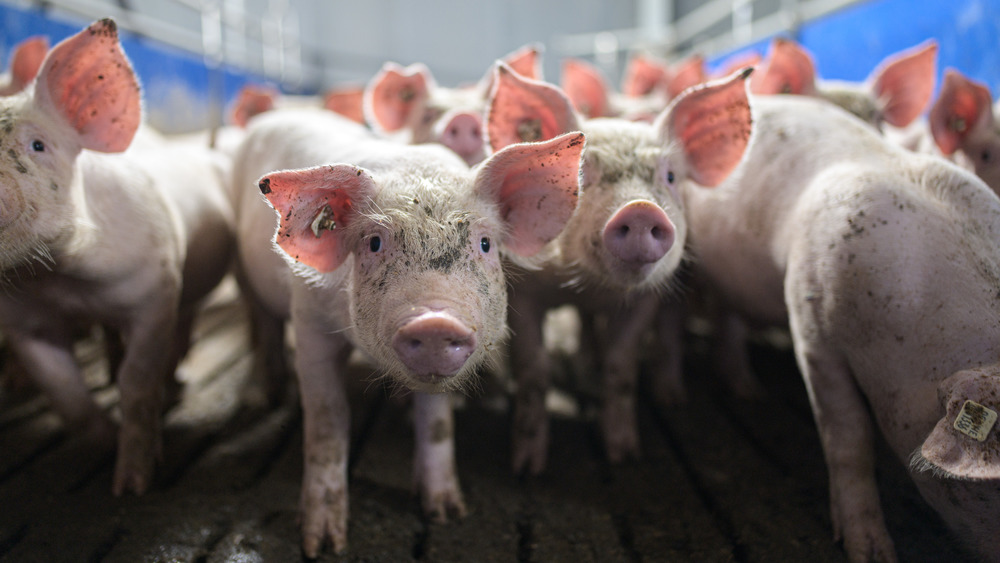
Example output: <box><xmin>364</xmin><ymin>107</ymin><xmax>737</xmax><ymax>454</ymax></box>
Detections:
<box><xmin>953</xmin><ymin>400</ymin><xmax>998</xmax><ymax>442</ymax></box>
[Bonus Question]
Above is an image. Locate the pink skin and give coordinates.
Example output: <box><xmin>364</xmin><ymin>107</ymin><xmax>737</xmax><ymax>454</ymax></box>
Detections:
<box><xmin>602</xmin><ymin>199</ymin><xmax>675</xmax><ymax>271</ymax></box>
<box><xmin>233</xmin><ymin>107</ymin><xmax>584</xmax><ymax>556</ymax></box>
<box><xmin>392</xmin><ymin>310</ymin><xmax>477</xmax><ymax>382</ymax></box>
<box><xmin>927</xmin><ymin>69</ymin><xmax>1000</xmax><ymax>197</ymax></box>
<box><xmin>0</xmin><ymin>19</ymin><xmax>234</xmax><ymax>496</ymax></box>
<box><xmin>363</xmin><ymin>44</ymin><xmax>541</xmax><ymax>166</ymax></box>
<box><xmin>0</xmin><ymin>36</ymin><xmax>48</xmax><ymax>96</ymax></box>
<box><xmin>487</xmin><ymin>63</ymin><xmax>752</xmax><ymax>473</ymax></box>
<box><xmin>684</xmin><ymin>93</ymin><xmax>1000</xmax><ymax>562</ymax></box>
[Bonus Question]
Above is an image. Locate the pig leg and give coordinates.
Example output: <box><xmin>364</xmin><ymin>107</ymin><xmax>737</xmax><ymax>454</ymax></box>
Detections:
<box><xmin>239</xmin><ymin>286</ymin><xmax>290</xmax><ymax>408</ymax></box>
<box><xmin>789</xmin><ymin>317</ymin><xmax>896</xmax><ymax>562</ymax></box>
<box><xmin>7</xmin><ymin>329</ymin><xmax>116</xmax><ymax>445</ymax></box>
<box><xmin>508</xmin><ymin>290</ymin><xmax>552</xmax><ymax>475</ymax></box>
<box><xmin>651</xmin><ymin>297</ymin><xmax>688</xmax><ymax>406</ymax></box>
<box><xmin>112</xmin><ymin>303</ymin><xmax>179</xmax><ymax>495</ymax></box>
<box><xmin>294</xmin><ymin>322</ymin><xmax>352</xmax><ymax>556</ymax></box>
<box><xmin>413</xmin><ymin>392</ymin><xmax>466</xmax><ymax>521</ymax></box>
<box><xmin>600</xmin><ymin>294</ymin><xmax>659</xmax><ymax>462</ymax></box>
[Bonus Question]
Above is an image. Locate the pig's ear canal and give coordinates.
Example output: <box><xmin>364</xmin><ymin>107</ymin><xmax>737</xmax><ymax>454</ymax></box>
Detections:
<box><xmin>475</xmin><ymin>131</ymin><xmax>585</xmax><ymax>257</ymax></box>
<box><xmin>259</xmin><ymin>164</ymin><xmax>377</xmax><ymax>273</ymax></box>
<box><xmin>658</xmin><ymin>67</ymin><xmax>753</xmax><ymax>188</ymax></box>
<box><xmin>32</xmin><ymin>18</ymin><xmax>141</xmax><ymax>153</ymax></box>
<box><xmin>929</xmin><ymin>69</ymin><xmax>993</xmax><ymax>156</ymax></box>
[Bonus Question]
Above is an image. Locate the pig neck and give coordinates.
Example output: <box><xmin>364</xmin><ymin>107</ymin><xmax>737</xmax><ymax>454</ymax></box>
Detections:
<box><xmin>681</xmin><ymin>96</ymin><xmax>892</xmax><ymax>325</ymax></box>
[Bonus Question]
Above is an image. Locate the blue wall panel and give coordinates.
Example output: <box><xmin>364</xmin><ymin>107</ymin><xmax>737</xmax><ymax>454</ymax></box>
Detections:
<box><xmin>710</xmin><ymin>0</ymin><xmax>1000</xmax><ymax>100</ymax></box>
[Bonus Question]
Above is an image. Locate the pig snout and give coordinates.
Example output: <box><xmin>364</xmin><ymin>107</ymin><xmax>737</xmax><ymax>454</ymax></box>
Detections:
<box><xmin>439</xmin><ymin>112</ymin><xmax>484</xmax><ymax>163</ymax></box>
<box><xmin>603</xmin><ymin>200</ymin><xmax>675</xmax><ymax>266</ymax></box>
<box><xmin>393</xmin><ymin>311</ymin><xmax>477</xmax><ymax>380</ymax></box>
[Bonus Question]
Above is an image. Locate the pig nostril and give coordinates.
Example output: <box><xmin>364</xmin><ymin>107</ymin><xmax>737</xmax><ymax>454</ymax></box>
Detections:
<box><xmin>651</xmin><ymin>226</ymin><xmax>664</xmax><ymax>240</ymax></box>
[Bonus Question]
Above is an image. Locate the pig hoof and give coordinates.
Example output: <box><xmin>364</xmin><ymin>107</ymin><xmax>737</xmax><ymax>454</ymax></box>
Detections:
<box><xmin>424</xmin><ymin>490</ymin><xmax>467</xmax><ymax>523</ymax></box>
<box><xmin>842</xmin><ymin>528</ymin><xmax>897</xmax><ymax>563</ymax></box>
<box><xmin>301</xmin><ymin>487</ymin><xmax>348</xmax><ymax>556</ymax></box>
<box><xmin>111</xmin><ymin>460</ymin><xmax>153</xmax><ymax>496</ymax></box>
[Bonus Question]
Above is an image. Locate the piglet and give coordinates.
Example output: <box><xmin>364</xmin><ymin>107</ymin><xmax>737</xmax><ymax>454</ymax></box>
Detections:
<box><xmin>0</xmin><ymin>19</ymin><xmax>235</xmax><ymax>494</ymax></box>
<box><xmin>231</xmin><ymin>107</ymin><xmax>584</xmax><ymax>555</ymax></box>
<box><xmin>362</xmin><ymin>44</ymin><xmax>542</xmax><ymax>165</ymax></box>
<box><xmin>486</xmin><ymin>63</ymin><xmax>752</xmax><ymax>473</ymax></box>
<box><xmin>683</xmin><ymin>93</ymin><xmax>1000</xmax><ymax>561</ymax></box>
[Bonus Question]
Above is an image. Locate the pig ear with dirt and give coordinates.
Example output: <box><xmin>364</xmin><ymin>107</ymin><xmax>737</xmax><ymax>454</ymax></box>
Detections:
<box><xmin>656</xmin><ymin>67</ymin><xmax>755</xmax><ymax>188</ymax></box>
<box><xmin>32</xmin><ymin>18</ymin><xmax>141</xmax><ymax>153</ymax></box>
<box><xmin>916</xmin><ymin>367</ymin><xmax>1000</xmax><ymax>481</ymax></box>
<box><xmin>258</xmin><ymin>164</ymin><xmax>376</xmax><ymax>273</ymax></box>
<box><xmin>929</xmin><ymin>69</ymin><xmax>995</xmax><ymax>156</ymax></box>
<box><xmin>363</xmin><ymin>62</ymin><xmax>434</xmax><ymax>133</ymax></box>
<box><xmin>559</xmin><ymin>58</ymin><xmax>610</xmax><ymax>119</ymax></box>
<box><xmin>490</xmin><ymin>62</ymin><xmax>582</xmax><ymax>151</ymax></box>
<box><xmin>0</xmin><ymin>35</ymin><xmax>49</xmax><ymax>96</ymax></box>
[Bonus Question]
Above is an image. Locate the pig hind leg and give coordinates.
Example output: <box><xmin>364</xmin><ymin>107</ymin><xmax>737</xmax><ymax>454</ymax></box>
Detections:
<box><xmin>235</xmin><ymin>272</ymin><xmax>291</xmax><ymax>409</ymax></box>
<box><xmin>787</xmin><ymin>294</ymin><xmax>897</xmax><ymax>562</ymax></box>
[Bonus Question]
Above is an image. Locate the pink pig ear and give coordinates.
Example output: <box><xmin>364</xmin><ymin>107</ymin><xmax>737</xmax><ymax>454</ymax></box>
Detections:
<box><xmin>917</xmin><ymin>368</ymin><xmax>1000</xmax><ymax>480</ymax></box>
<box><xmin>229</xmin><ymin>84</ymin><xmax>277</xmax><ymax>128</ymax></box>
<box><xmin>323</xmin><ymin>85</ymin><xmax>366</xmax><ymax>124</ymax></box>
<box><xmin>474</xmin><ymin>131</ymin><xmax>585</xmax><ymax>256</ymax></box>
<box><xmin>665</xmin><ymin>54</ymin><xmax>708</xmax><ymax>99</ymax></box>
<box><xmin>503</xmin><ymin>43</ymin><xmax>543</xmax><ymax>81</ymax></box>
<box><xmin>871</xmin><ymin>40</ymin><xmax>938</xmax><ymax>128</ymax></box>
<box><xmin>560</xmin><ymin>58</ymin><xmax>610</xmax><ymax>119</ymax></box>
<box><xmin>487</xmin><ymin>62</ymin><xmax>581</xmax><ymax>153</ymax></box>
<box><xmin>6</xmin><ymin>36</ymin><xmax>48</xmax><ymax>93</ymax></box>
<box><xmin>258</xmin><ymin>164</ymin><xmax>377</xmax><ymax>273</ymax></box>
<box><xmin>622</xmin><ymin>53</ymin><xmax>669</xmax><ymax>97</ymax></box>
<box><xmin>751</xmin><ymin>37</ymin><xmax>817</xmax><ymax>96</ymax></box>
<box><xmin>929</xmin><ymin>69</ymin><xmax>994</xmax><ymax>156</ymax></box>
<box><xmin>363</xmin><ymin>62</ymin><xmax>433</xmax><ymax>133</ymax></box>
<box><xmin>658</xmin><ymin>67</ymin><xmax>754</xmax><ymax>188</ymax></box>
<box><xmin>33</xmin><ymin>19</ymin><xmax>141</xmax><ymax>153</ymax></box>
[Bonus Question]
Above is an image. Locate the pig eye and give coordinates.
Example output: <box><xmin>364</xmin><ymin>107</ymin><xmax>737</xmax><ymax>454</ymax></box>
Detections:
<box><xmin>983</xmin><ymin>150</ymin><xmax>992</xmax><ymax>163</ymax></box>
<box><xmin>480</xmin><ymin>237</ymin><xmax>491</xmax><ymax>253</ymax></box>
<box><xmin>369</xmin><ymin>236</ymin><xmax>382</xmax><ymax>253</ymax></box>
<box><xmin>665</xmin><ymin>170</ymin><xmax>675</xmax><ymax>184</ymax></box>
<box><xmin>31</xmin><ymin>140</ymin><xmax>45</xmax><ymax>152</ymax></box>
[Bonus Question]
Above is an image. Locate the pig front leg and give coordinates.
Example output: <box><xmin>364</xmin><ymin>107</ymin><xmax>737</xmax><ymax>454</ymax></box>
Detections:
<box><xmin>711</xmin><ymin>310</ymin><xmax>765</xmax><ymax>400</ymax></box>
<box><xmin>413</xmin><ymin>392</ymin><xmax>466</xmax><ymax>521</ymax></box>
<box><xmin>790</xmin><ymin>333</ymin><xmax>897</xmax><ymax>562</ymax></box>
<box><xmin>651</xmin><ymin>297</ymin><xmax>688</xmax><ymax>406</ymax></box>
<box><xmin>113</xmin><ymin>300</ymin><xmax>180</xmax><ymax>495</ymax></box>
<box><xmin>600</xmin><ymin>294</ymin><xmax>659</xmax><ymax>462</ymax></box>
<box><xmin>508</xmin><ymin>290</ymin><xmax>552</xmax><ymax>475</ymax></box>
<box><xmin>294</xmin><ymin>323</ymin><xmax>353</xmax><ymax>556</ymax></box>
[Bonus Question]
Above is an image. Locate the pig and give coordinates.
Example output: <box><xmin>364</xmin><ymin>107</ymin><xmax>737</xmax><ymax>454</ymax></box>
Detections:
<box><xmin>920</xmin><ymin>69</ymin><xmax>999</xmax><ymax>196</ymax></box>
<box><xmin>560</xmin><ymin>57</ymin><xmax>670</xmax><ymax>122</ymax></box>
<box><xmin>751</xmin><ymin>37</ymin><xmax>937</xmax><ymax>131</ymax></box>
<box><xmin>682</xmin><ymin>92</ymin><xmax>1000</xmax><ymax>561</ymax></box>
<box><xmin>230</xmin><ymin>106</ymin><xmax>585</xmax><ymax>555</ymax></box>
<box><xmin>486</xmin><ymin>62</ymin><xmax>753</xmax><ymax>473</ymax></box>
<box><xmin>0</xmin><ymin>19</ymin><xmax>235</xmax><ymax>494</ymax></box>
<box><xmin>0</xmin><ymin>35</ymin><xmax>48</xmax><ymax>96</ymax></box>
<box><xmin>362</xmin><ymin>43</ymin><xmax>542</xmax><ymax>165</ymax></box>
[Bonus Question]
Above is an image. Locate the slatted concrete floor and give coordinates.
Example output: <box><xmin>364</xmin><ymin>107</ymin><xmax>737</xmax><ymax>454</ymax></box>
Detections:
<box><xmin>0</xmin><ymin>278</ymin><xmax>972</xmax><ymax>562</ymax></box>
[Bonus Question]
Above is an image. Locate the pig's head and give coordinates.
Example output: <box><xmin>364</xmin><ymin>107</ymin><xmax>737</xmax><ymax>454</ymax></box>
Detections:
<box><xmin>258</xmin><ymin>132</ymin><xmax>585</xmax><ymax>393</ymax></box>
<box><xmin>363</xmin><ymin>62</ymin><xmax>486</xmax><ymax>166</ymax></box>
<box><xmin>487</xmin><ymin>62</ymin><xmax>753</xmax><ymax>294</ymax></box>
<box><xmin>929</xmin><ymin>69</ymin><xmax>1000</xmax><ymax>197</ymax></box>
<box><xmin>910</xmin><ymin>366</ymin><xmax>1000</xmax><ymax>558</ymax></box>
<box><xmin>752</xmin><ymin>37</ymin><xmax>937</xmax><ymax>131</ymax></box>
<box><xmin>0</xmin><ymin>19</ymin><xmax>141</xmax><ymax>273</ymax></box>
<box><xmin>0</xmin><ymin>36</ymin><xmax>49</xmax><ymax>97</ymax></box>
